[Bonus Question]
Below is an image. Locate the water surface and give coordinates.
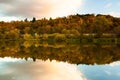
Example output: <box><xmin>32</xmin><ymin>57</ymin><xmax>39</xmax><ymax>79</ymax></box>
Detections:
<box><xmin>0</xmin><ymin>41</ymin><xmax>120</xmax><ymax>80</ymax></box>
<box><xmin>0</xmin><ymin>57</ymin><xmax>120</xmax><ymax>80</ymax></box>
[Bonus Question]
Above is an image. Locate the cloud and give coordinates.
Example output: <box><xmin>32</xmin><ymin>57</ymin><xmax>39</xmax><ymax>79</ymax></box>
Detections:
<box><xmin>0</xmin><ymin>0</ymin><xmax>83</xmax><ymax>20</ymax></box>
<box><xmin>0</xmin><ymin>57</ymin><xmax>21</xmax><ymax>62</ymax></box>
<box><xmin>107</xmin><ymin>12</ymin><xmax>120</xmax><ymax>17</ymax></box>
<box><xmin>0</xmin><ymin>0</ymin><xmax>15</xmax><ymax>3</ymax></box>
<box><xmin>105</xmin><ymin>3</ymin><xmax>112</xmax><ymax>8</ymax></box>
<box><xmin>117</xmin><ymin>2</ymin><xmax>120</xmax><ymax>6</ymax></box>
<box><xmin>105</xmin><ymin>70</ymin><xmax>112</xmax><ymax>75</ymax></box>
<box><xmin>0</xmin><ymin>16</ymin><xmax>20</xmax><ymax>21</ymax></box>
<box><xmin>109</xmin><ymin>61</ymin><xmax>120</xmax><ymax>67</ymax></box>
<box><xmin>0</xmin><ymin>58</ymin><xmax>87</xmax><ymax>80</ymax></box>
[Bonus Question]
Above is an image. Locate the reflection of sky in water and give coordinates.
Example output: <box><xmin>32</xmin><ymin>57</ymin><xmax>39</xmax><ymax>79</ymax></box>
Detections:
<box><xmin>0</xmin><ymin>57</ymin><xmax>120</xmax><ymax>80</ymax></box>
<box><xmin>0</xmin><ymin>57</ymin><xmax>86</xmax><ymax>80</ymax></box>
<box><xmin>78</xmin><ymin>61</ymin><xmax>120</xmax><ymax>80</ymax></box>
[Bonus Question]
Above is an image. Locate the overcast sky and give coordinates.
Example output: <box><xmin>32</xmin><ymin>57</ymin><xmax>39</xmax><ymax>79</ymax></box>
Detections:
<box><xmin>0</xmin><ymin>0</ymin><xmax>120</xmax><ymax>21</ymax></box>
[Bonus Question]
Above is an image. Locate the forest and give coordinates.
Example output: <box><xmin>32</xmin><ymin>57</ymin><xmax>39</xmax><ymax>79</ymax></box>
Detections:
<box><xmin>0</xmin><ymin>14</ymin><xmax>120</xmax><ymax>42</ymax></box>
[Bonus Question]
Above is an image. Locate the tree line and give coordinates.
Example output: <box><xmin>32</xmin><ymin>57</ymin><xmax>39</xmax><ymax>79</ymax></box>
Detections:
<box><xmin>0</xmin><ymin>14</ymin><xmax>120</xmax><ymax>40</ymax></box>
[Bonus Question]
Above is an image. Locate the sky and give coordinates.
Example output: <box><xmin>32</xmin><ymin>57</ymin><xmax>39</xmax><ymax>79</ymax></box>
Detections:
<box><xmin>0</xmin><ymin>0</ymin><xmax>120</xmax><ymax>21</ymax></box>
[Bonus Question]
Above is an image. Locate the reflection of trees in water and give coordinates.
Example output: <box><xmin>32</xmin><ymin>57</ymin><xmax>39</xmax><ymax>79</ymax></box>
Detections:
<box><xmin>0</xmin><ymin>41</ymin><xmax>120</xmax><ymax>65</ymax></box>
